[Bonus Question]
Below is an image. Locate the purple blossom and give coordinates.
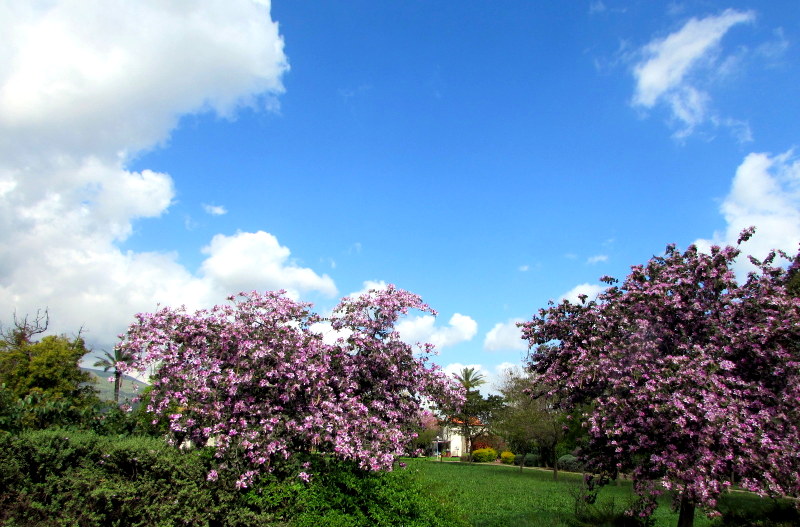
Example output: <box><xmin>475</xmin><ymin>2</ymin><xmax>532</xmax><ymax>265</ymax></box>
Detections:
<box><xmin>116</xmin><ymin>286</ymin><xmax>461</xmax><ymax>483</ymax></box>
<box><xmin>521</xmin><ymin>231</ymin><xmax>800</xmax><ymax>523</ymax></box>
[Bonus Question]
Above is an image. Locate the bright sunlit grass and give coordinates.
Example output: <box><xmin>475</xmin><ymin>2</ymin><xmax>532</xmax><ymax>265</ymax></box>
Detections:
<box><xmin>405</xmin><ymin>458</ymin><xmax>794</xmax><ymax>527</ymax></box>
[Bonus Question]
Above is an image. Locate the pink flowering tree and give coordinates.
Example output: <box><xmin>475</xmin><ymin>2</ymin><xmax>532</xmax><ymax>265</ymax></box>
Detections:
<box><xmin>117</xmin><ymin>285</ymin><xmax>463</xmax><ymax>487</ymax></box>
<box><xmin>520</xmin><ymin>229</ymin><xmax>800</xmax><ymax>527</ymax></box>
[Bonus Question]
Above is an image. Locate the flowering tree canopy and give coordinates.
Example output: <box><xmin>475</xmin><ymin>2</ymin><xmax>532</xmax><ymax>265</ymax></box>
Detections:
<box><xmin>520</xmin><ymin>230</ymin><xmax>800</xmax><ymax>526</ymax></box>
<box><xmin>117</xmin><ymin>285</ymin><xmax>463</xmax><ymax>487</ymax></box>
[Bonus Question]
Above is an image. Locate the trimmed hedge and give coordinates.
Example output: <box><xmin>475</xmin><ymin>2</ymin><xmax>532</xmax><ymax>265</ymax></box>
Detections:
<box><xmin>500</xmin><ymin>451</ymin><xmax>515</xmax><ymax>465</ymax></box>
<box><xmin>471</xmin><ymin>448</ymin><xmax>498</xmax><ymax>463</ymax></box>
<box><xmin>0</xmin><ymin>429</ymin><xmax>463</xmax><ymax>527</ymax></box>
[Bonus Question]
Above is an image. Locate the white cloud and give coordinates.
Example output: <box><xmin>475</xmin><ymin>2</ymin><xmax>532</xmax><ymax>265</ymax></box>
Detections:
<box><xmin>200</xmin><ymin>231</ymin><xmax>337</xmax><ymax>299</ymax></box>
<box><xmin>0</xmin><ymin>0</ymin><xmax>287</xmax><ymax>159</ymax></box>
<box><xmin>695</xmin><ymin>150</ymin><xmax>800</xmax><ymax>276</ymax></box>
<box><xmin>631</xmin><ymin>9</ymin><xmax>754</xmax><ymax>138</ymax></box>
<box><xmin>518</xmin><ymin>265</ymin><xmax>530</xmax><ymax>272</ymax></box>
<box><xmin>559</xmin><ymin>283</ymin><xmax>605</xmax><ymax>304</ymax></box>
<box><xmin>397</xmin><ymin>313</ymin><xmax>478</xmax><ymax>350</ymax></box>
<box><xmin>203</xmin><ymin>204</ymin><xmax>228</xmax><ymax>216</ymax></box>
<box><xmin>483</xmin><ymin>319</ymin><xmax>527</xmax><ymax>352</ymax></box>
<box><xmin>0</xmin><ymin>1</ymin><xmax>336</xmax><ymax>351</ymax></box>
<box><xmin>587</xmin><ymin>254</ymin><xmax>608</xmax><ymax>264</ymax></box>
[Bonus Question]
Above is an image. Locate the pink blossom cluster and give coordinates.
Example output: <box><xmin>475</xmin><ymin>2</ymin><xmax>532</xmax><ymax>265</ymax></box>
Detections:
<box><xmin>117</xmin><ymin>285</ymin><xmax>463</xmax><ymax>486</ymax></box>
<box><xmin>521</xmin><ymin>229</ymin><xmax>800</xmax><ymax>516</ymax></box>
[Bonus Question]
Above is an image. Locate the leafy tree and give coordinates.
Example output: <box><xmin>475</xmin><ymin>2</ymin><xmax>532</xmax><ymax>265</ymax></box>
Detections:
<box><xmin>445</xmin><ymin>368</ymin><xmax>505</xmax><ymax>459</ymax></box>
<box><xmin>117</xmin><ymin>286</ymin><xmax>463</xmax><ymax>487</ymax></box>
<box><xmin>521</xmin><ymin>229</ymin><xmax>800</xmax><ymax>527</ymax></box>
<box><xmin>409</xmin><ymin>409</ymin><xmax>442</xmax><ymax>455</ymax></box>
<box><xmin>495</xmin><ymin>368</ymin><xmax>568</xmax><ymax>479</ymax></box>
<box><xmin>0</xmin><ymin>312</ymin><xmax>99</xmax><ymax>430</ymax></box>
<box><xmin>93</xmin><ymin>348</ymin><xmax>133</xmax><ymax>403</ymax></box>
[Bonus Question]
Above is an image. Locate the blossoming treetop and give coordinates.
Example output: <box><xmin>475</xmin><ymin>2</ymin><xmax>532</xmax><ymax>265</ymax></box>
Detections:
<box><xmin>521</xmin><ymin>229</ymin><xmax>800</xmax><ymax>527</ymax></box>
<box><xmin>117</xmin><ymin>285</ymin><xmax>464</xmax><ymax>488</ymax></box>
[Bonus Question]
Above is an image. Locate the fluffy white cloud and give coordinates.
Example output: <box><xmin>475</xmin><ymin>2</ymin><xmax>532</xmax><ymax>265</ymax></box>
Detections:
<box><xmin>0</xmin><ymin>0</ymin><xmax>287</xmax><ymax>159</ymax></box>
<box><xmin>695</xmin><ymin>151</ymin><xmax>800</xmax><ymax>275</ymax></box>
<box><xmin>0</xmin><ymin>1</ymin><xmax>338</xmax><ymax>351</ymax></box>
<box><xmin>483</xmin><ymin>319</ymin><xmax>527</xmax><ymax>352</ymax></box>
<box><xmin>397</xmin><ymin>313</ymin><xmax>478</xmax><ymax>350</ymax></box>
<box><xmin>587</xmin><ymin>254</ymin><xmax>608</xmax><ymax>264</ymax></box>
<box><xmin>631</xmin><ymin>9</ymin><xmax>754</xmax><ymax>138</ymax></box>
<box><xmin>200</xmin><ymin>231</ymin><xmax>337</xmax><ymax>299</ymax></box>
<box><xmin>559</xmin><ymin>283</ymin><xmax>605</xmax><ymax>304</ymax></box>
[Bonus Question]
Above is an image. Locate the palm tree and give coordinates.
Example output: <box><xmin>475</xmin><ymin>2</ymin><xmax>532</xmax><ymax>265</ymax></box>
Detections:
<box><xmin>452</xmin><ymin>367</ymin><xmax>488</xmax><ymax>458</ymax></box>
<box><xmin>455</xmin><ymin>366</ymin><xmax>486</xmax><ymax>391</ymax></box>
<box><xmin>94</xmin><ymin>349</ymin><xmax>132</xmax><ymax>404</ymax></box>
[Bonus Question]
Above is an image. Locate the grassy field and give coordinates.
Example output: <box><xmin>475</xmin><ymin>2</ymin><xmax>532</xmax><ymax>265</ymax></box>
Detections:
<box><xmin>406</xmin><ymin>458</ymin><xmax>796</xmax><ymax>527</ymax></box>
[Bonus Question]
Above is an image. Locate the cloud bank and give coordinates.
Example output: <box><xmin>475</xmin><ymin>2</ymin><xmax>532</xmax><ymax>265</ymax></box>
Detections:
<box><xmin>0</xmin><ymin>1</ymin><xmax>337</xmax><ymax>349</ymax></box>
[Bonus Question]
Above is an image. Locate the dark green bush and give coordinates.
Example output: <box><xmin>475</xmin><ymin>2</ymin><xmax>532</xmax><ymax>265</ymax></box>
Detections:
<box><xmin>0</xmin><ymin>429</ymin><xmax>264</xmax><ymax>526</ymax></box>
<box><xmin>513</xmin><ymin>453</ymin><xmax>539</xmax><ymax>467</ymax></box>
<box><xmin>291</xmin><ymin>457</ymin><xmax>463</xmax><ymax>526</ymax></box>
<box><xmin>0</xmin><ymin>430</ymin><xmax>460</xmax><ymax>527</ymax></box>
<box><xmin>557</xmin><ymin>454</ymin><xmax>584</xmax><ymax>473</ymax></box>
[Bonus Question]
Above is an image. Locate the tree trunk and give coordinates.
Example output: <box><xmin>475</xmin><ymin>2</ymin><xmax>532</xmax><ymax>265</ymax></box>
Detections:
<box><xmin>519</xmin><ymin>451</ymin><xmax>525</xmax><ymax>472</ymax></box>
<box><xmin>552</xmin><ymin>450</ymin><xmax>558</xmax><ymax>481</ymax></box>
<box><xmin>677</xmin><ymin>494</ymin><xmax>695</xmax><ymax>527</ymax></box>
<box><xmin>114</xmin><ymin>371</ymin><xmax>121</xmax><ymax>403</ymax></box>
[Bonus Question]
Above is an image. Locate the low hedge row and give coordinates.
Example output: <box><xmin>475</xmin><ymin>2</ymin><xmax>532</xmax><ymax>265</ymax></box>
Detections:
<box><xmin>0</xmin><ymin>429</ymin><xmax>464</xmax><ymax>527</ymax></box>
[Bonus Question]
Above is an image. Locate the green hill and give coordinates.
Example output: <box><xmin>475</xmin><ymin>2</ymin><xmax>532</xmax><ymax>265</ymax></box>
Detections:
<box><xmin>82</xmin><ymin>368</ymin><xmax>148</xmax><ymax>402</ymax></box>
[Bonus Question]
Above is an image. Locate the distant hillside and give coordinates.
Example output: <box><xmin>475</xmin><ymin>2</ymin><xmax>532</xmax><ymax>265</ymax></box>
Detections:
<box><xmin>82</xmin><ymin>368</ymin><xmax>148</xmax><ymax>402</ymax></box>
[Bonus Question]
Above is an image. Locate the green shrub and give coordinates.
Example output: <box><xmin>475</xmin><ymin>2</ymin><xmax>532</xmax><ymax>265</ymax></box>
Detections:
<box><xmin>0</xmin><ymin>430</ymin><xmax>460</xmax><ymax>527</ymax></box>
<box><xmin>500</xmin><ymin>451</ymin><xmax>515</xmax><ymax>465</ymax></box>
<box><xmin>513</xmin><ymin>453</ymin><xmax>539</xmax><ymax>467</ymax></box>
<box><xmin>471</xmin><ymin>447</ymin><xmax>497</xmax><ymax>463</ymax></box>
<box><xmin>557</xmin><ymin>454</ymin><xmax>584</xmax><ymax>473</ymax></box>
<box><xmin>291</xmin><ymin>457</ymin><xmax>463</xmax><ymax>526</ymax></box>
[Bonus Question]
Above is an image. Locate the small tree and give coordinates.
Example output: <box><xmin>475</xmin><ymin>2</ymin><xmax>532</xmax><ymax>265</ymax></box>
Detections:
<box><xmin>495</xmin><ymin>368</ymin><xmax>568</xmax><ymax>478</ymax></box>
<box><xmin>117</xmin><ymin>286</ymin><xmax>463</xmax><ymax>486</ymax></box>
<box><xmin>0</xmin><ymin>313</ymin><xmax>99</xmax><ymax>430</ymax></box>
<box><xmin>444</xmin><ymin>368</ymin><xmax>504</xmax><ymax>459</ymax></box>
<box><xmin>521</xmin><ymin>230</ymin><xmax>800</xmax><ymax>527</ymax></box>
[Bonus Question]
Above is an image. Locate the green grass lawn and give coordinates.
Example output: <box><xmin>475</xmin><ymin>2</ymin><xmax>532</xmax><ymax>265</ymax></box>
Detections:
<box><xmin>405</xmin><ymin>458</ymin><xmax>796</xmax><ymax>527</ymax></box>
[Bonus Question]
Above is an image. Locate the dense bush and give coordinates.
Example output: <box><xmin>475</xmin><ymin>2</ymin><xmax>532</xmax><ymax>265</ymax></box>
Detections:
<box><xmin>513</xmin><ymin>453</ymin><xmax>539</xmax><ymax>467</ymax></box>
<box><xmin>557</xmin><ymin>454</ymin><xmax>585</xmax><ymax>473</ymax></box>
<box><xmin>500</xmin><ymin>451</ymin><xmax>515</xmax><ymax>465</ymax></box>
<box><xmin>471</xmin><ymin>447</ymin><xmax>498</xmax><ymax>463</ymax></box>
<box><xmin>0</xmin><ymin>429</ymin><xmax>460</xmax><ymax>526</ymax></box>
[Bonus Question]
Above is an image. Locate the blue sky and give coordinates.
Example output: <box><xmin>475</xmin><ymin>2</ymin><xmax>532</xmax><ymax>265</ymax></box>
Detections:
<box><xmin>1</xmin><ymin>1</ymin><xmax>798</xmax><ymax>389</ymax></box>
